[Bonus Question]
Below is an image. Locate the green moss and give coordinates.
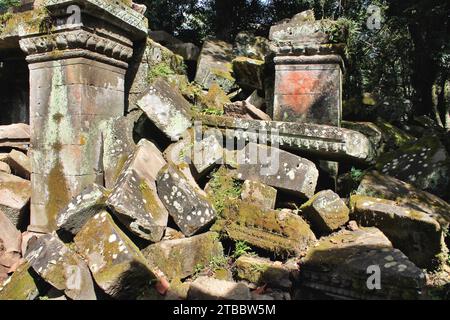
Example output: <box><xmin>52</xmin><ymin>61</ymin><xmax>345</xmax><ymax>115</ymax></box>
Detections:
<box><xmin>207</xmin><ymin>167</ymin><xmax>243</xmax><ymax>217</ymax></box>
<box><xmin>0</xmin><ymin>262</ymin><xmax>39</xmax><ymax>300</ymax></box>
<box><xmin>46</xmin><ymin>160</ymin><xmax>70</xmax><ymax>231</ymax></box>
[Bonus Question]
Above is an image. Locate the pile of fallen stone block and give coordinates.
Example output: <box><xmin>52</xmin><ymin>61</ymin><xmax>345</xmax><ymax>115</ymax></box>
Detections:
<box><xmin>0</xmin><ymin>7</ymin><xmax>449</xmax><ymax>301</ymax></box>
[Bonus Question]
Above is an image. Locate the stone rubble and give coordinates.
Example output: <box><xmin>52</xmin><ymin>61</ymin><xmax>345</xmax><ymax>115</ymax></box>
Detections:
<box><xmin>0</xmin><ymin>4</ymin><xmax>448</xmax><ymax>301</ymax></box>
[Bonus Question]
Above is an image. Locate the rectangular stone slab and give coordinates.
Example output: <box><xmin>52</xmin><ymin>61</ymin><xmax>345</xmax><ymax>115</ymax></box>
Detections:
<box><xmin>141</xmin><ymin>232</ymin><xmax>224</xmax><ymax>280</ymax></box>
<box><xmin>216</xmin><ymin>201</ymin><xmax>316</xmax><ymax>256</ymax></box>
<box><xmin>195</xmin><ymin>114</ymin><xmax>374</xmax><ymax>163</ymax></box>
<box><xmin>350</xmin><ymin>195</ymin><xmax>445</xmax><ymax>269</ymax></box>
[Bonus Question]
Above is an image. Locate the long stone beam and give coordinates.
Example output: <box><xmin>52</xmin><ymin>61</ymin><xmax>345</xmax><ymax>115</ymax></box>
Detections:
<box><xmin>195</xmin><ymin>114</ymin><xmax>375</xmax><ymax>164</ymax></box>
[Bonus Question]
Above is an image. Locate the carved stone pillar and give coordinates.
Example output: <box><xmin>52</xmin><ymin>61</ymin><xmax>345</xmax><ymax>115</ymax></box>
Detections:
<box><xmin>19</xmin><ymin>0</ymin><xmax>147</xmax><ymax>232</ymax></box>
<box><xmin>269</xmin><ymin>13</ymin><xmax>345</xmax><ymax>127</ymax></box>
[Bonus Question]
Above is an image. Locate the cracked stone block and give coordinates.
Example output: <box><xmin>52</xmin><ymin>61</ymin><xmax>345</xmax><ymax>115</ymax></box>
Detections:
<box><xmin>235</xmin><ymin>255</ymin><xmax>292</xmax><ymax>290</ymax></box>
<box><xmin>7</xmin><ymin>150</ymin><xmax>31</xmax><ymax>180</ymax></box>
<box><xmin>25</xmin><ymin>233</ymin><xmax>96</xmax><ymax>300</ymax></box>
<box><xmin>157</xmin><ymin>164</ymin><xmax>216</xmax><ymax>236</ymax></box>
<box><xmin>136</xmin><ymin>78</ymin><xmax>192</xmax><ymax>141</ymax></box>
<box><xmin>0</xmin><ymin>172</ymin><xmax>31</xmax><ymax>228</ymax></box>
<box><xmin>241</xmin><ymin>180</ymin><xmax>277</xmax><ymax>210</ymax></box>
<box><xmin>356</xmin><ymin>171</ymin><xmax>450</xmax><ymax>226</ymax></box>
<box><xmin>195</xmin><ymin>40</ymin><xmax>236</xmax><ymax>93</ymax></box>
<box><xmin>0</xmin><ymin>123</ymin><xmax>30</xmax><ymax>150</ymax></box>
<box><xmin>0</xmin><ymin>261</ymin><xmax>40</xmax><ymax>300</ymax></box>
<box><xmin>56</xmin><ymin>184</ymin><xmax>109</xmax><ymax>238</ymax></box>
<box><xmin>107</xmin><ymin>139</ymin><xmax>168</xmax><ymax>242</ymax></box>
<box><xmin>100</xmin><ymin>116</ymin><xmax>137</xmax><ymax>189</ymax></box>
<box><xmin>350</xmin><ymin>195</ymin><xmax>446</xmax><ymax>269</ymax></box>
<box><xmin>74</xmin><ymin>211</ymin><xmax>157</xmax><ymax>299</ymax></box>
<box><xmin>234</xmin><ymin>32</ymin><xmax>274</xmax><ymax>61</ymax></box>
<box><xmin>188</xmin><ymin>276</ymin><xmax>251</xmax><ymax>300</ymax></box>
<box><xmin>300</xmin><ymin>190</ymin><xmax>349</xmax><ymax>234</ymax></box>
<box><xmin>216</xmin><ymin>201</ymin><xmax>316</xmax><ymax>256</ymax></box>
<box><xmin>235</xmin><ymin>143</ymin><xmax>318</xmax><ymax>199</ymax></box>
<box><xmin>0</xmin><ymin>209</ymin><xmax>22</xmax><ymax>254</ymax></box>
<box><xmin>300</xmin><ymin>227</ymin><xmax>426</xmax><ymax>300</ymax></box>
<box><xmin>376</xmin><ymin>135</ymin><xmax>450</xmax><ymax>198</ymax></box>
<box><xmin>142</xmin><ymin>232</ymin><xmax>224</xmax><ymax>280</ymax></box>
<box><xmin>192</xmin><ymin>134</ymin><xmax>224</xmax><ymax>176</ymax></box>
<box><xmin>163</xmin><ymin>132</ymin><xmax>207</xmax><ymax>198</ymax></box>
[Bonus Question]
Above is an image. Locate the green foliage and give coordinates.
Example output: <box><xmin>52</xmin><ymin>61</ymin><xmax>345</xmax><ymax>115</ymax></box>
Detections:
<box><xmin>0</xmin><ymin>0</ymin><xmax>19</xmax><ymax>11</ymax></box>
<box><xmin>147</xmin><ymin>62</ymin><xmax>176</xmax><ymax>83</ymax></box>
<box><xmin>232</xmin><ymin>241</ymin><xmax>253</xmax><ymax>259</ymax></box>
<box><xmin>350</xmin><ymin>167</ymin><xmax>364</xmax><ymax>183</ymax></box>
<box><xmin>208</xmin><ymin>167</ymin><xmax>243</xmax><ymax>216</ymax></box>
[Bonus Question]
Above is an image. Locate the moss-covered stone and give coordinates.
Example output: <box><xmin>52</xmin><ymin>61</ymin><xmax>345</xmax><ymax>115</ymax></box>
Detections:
<box><xmin>74</xmin><ymin>211</ymin><xmax>157</xmax><ymax>299</ymax></box>
<box><xmin>142</xmin><ymin>232</ymin><xmax>224</xmax><ymax>280</ymax></box>
<box><xmin>300</xmin><ymin>227</ymin><xmax>426</xmax><ymax>300</ymax></box>
<box><xmin>350</xmin><ymin>195</ymin><xmax>447</xmax><ymax>270</ymax></box>
<box><xmin>235</xmin><ymin>255</ymin><xmax>291</xmax><ymax>290</ymax></box>
<box><xmin>25</xmin><ymin>233</ymin><xmax>96</xmax><ymax>300</ymax></box>
<box><xmin>240</xmin><ymin>180</ymin><xmax>277</xmax><ymax>210</ymax></box>
<box><xmin>0</xmin><ymin>262</ymin><xmax>40</xmax><ymax>300</ymax></box>
<box><xmin>300</xmin><ymin>189</ymin><xmax>349</xmax><ymax>234</ymax></box>
<box><xmin>219</xmin><ymin>201</ymin><xmax>316</xmax><ymax>257</ymax></box>
<box><xmin>232</xmin><ymin>56</ymin><xmax>265</xmax><ymax>90</ymax></box>
<box><xmin>199</xmin><ymin>83</ymin><xmax>230</xmax><ymax>114</ymax></box>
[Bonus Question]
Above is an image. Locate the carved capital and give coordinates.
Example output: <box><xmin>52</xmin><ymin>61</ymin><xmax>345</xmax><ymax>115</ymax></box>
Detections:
<box><xmin>19</xmin><ymin>27</ymin><xmax>133</xmax><ymax>68</ymax></box>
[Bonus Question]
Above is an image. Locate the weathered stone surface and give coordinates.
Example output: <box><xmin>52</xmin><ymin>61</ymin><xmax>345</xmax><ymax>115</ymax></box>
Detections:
<box><xmin>25</xmin><ymin>234</ymin><xmax>96</xmax><ymax>300</ymax></box>
<box><xmin>342</xmin><ymin>121</ymin><xmax>383</xmax><ymax>154</ymax></box>
<box><xmin>0</xmin><ymin>209</ymin><xmax>22</xmax><ymax>254</ymax></box>
<box><xmin>235</xmin><ymin>255</ymin><xmax>292</xmax><ymax>290</ymax></box>
<box><xmin>300</xmin><ymin>190</ymin><xmax>349</xmax><ymax>234</ymax></box>
<box><xmin>234</xmin><ymin>32</ymin><xmax>274</xmax><ymax>60</ymax></box>
<box><xmin>0</xmin><ymin>261</ymin><xmax>40</xmax><ymax>300</ymax></box>
<box><xmin>195</xmin><ymin>40</ymin><xmax>236</xmax><ymax>93</ymax></box>
<box><xmin>234</xmin><ymin>143</ymin><xmax>318</xmax><ymax>199</ymax></box>
<box><xmin>244</xmin><ymin>101</ymin><xmax>272</xmax><ymax>121</ymax></box>
<box><xmin>195</xmin><ymin>114</ymin><xmax>375</xmax><ymax>163</ymax></box>
<box><xmin>0</xmin><ymin>172</ymin><xmax>31</xmax><ymax>228</ymax></box>
<box><xmin>350</xmin><ymin>195</ymin><xmax>446</xmax><ymax>269</ymax></box>
<box><xmin>273</xmin><ymin>55</ymin><xmax>343</xmax><ymax>127</ymax></box>
<box><xmin>0</xmin><ymin>123</ymin><xmax>30</xmax><ymax>150</ymax></box>
<box><xmin>199</xmin><ymin>83</ymin><xmax>230</xmax><ymax>113</ymax></box>
<box><xmin>216</xmin><ymin>201</ymin><xmax>316</xmax><ymax>256</ymax></box>
<box><xmin>168</xmin><ymin>43</ymin><xmax>200</xmax><ymax>62</ymax></box>
<box><xmin>376</xmin><ymin>135</ymin><xmax>450</xmax><ymax>198</ymax></box>
<box><xmin>100</xmin><ymin>116</ymin><xmax>136</xmax><ymax>189</ymax></box>
<box><xmin>136</xmin><ymin>78</ymin><xmax>192</xmax><ymax>141</ymax></box>
<box><xmin>157</xmin><ymin>164</ymin><xmax>216</xmax><ymax>236</ymax></box>
<box><xmin>241</xmin><ymin>180</ymin><xmax>277</xmax><ymax>210</ymax></box>
<box><xmin>232</xmin><ymin>57</ymin><xmax>265</xmax><ymax>90</ymax></box>
<box><xmin>142</xmin><ymin>232</ymin><xmax>224</xmax><ymax>280</ymax></box>
<box><xmin>356</xmin><ymin>171</ymin><xmax>450</xmax><ymax>226</ymax></box>
<box><xmin>162</xmin><ymin>132</ymin><xmax>207</xmax><ymax>197</ymax></box>
<box><xmin>192</xmin><ymin>134</ymin><xmax>224</xmax><ymax>176</ymax></box>
<box><xmin>0</xmin><ymin>161</ymin><xmax>11</xmax><ymax>174</ymax></box>
<box><xmin>56</xmin><ymin>184</ymin><xmax>108</xmax><ymax>237</ymax></box>
<box><xmin>74</xmin><ymin>211</ymin><xmax>156</xmax><ymax>299</ymax></box>
<box><xmin>188</xmin><ymin>276</ymin><xmax>251</xmax><ymax>300</ymax></box>
<box><xmin>107</xmin><ymin>140</ymin><xmax>168</xmax><ymax>242</ymax></box>
<box><xmin>7</xmin><ymin>150</ymin><xmax>31</xmax><ymax>180</ymax></box>
<box><xmin>299</xmin><ymin>227</ymin><xmax>426</xmax><ymax>300</ymax></box>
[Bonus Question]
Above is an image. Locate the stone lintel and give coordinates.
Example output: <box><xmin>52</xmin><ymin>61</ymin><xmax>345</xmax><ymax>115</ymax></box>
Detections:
<box><xmin>195</xmin><ymin>115</ymin><xmax>375</xmax><ymax>164</ymax></box>
<box><xmin>274</xmin><ymin>54</ymin><xmax>345</xmax><ymax>72</ymax></box>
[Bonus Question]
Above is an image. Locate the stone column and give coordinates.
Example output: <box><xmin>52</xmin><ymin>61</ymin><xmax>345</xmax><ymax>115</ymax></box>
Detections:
<box><xmin>19</xmin><ymin>0</ymin><xmax>147</xmax><ymax>232</ymax></box>
<box><xmin>269</xmin><ymin>13</ymin><xmax>345</xmax><ymax>127</ymax></box>
<box><xmin>269</xmin><ymin>12</ymin><xmax>345</xmax><ymax>190</ymax></box>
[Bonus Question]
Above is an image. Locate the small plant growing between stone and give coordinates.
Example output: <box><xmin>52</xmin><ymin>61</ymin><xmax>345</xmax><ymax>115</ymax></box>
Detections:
<box><xmin>232</xmin><ymin>241</ymin><xmax>253</xmax><ymax>259</ymax></box>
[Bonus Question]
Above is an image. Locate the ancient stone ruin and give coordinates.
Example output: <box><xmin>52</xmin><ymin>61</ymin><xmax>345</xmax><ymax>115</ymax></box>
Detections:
<box><xmin>0</xmin><ymin>2</ymin><xmax>449</xmax><ymax>300</ymax></box>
